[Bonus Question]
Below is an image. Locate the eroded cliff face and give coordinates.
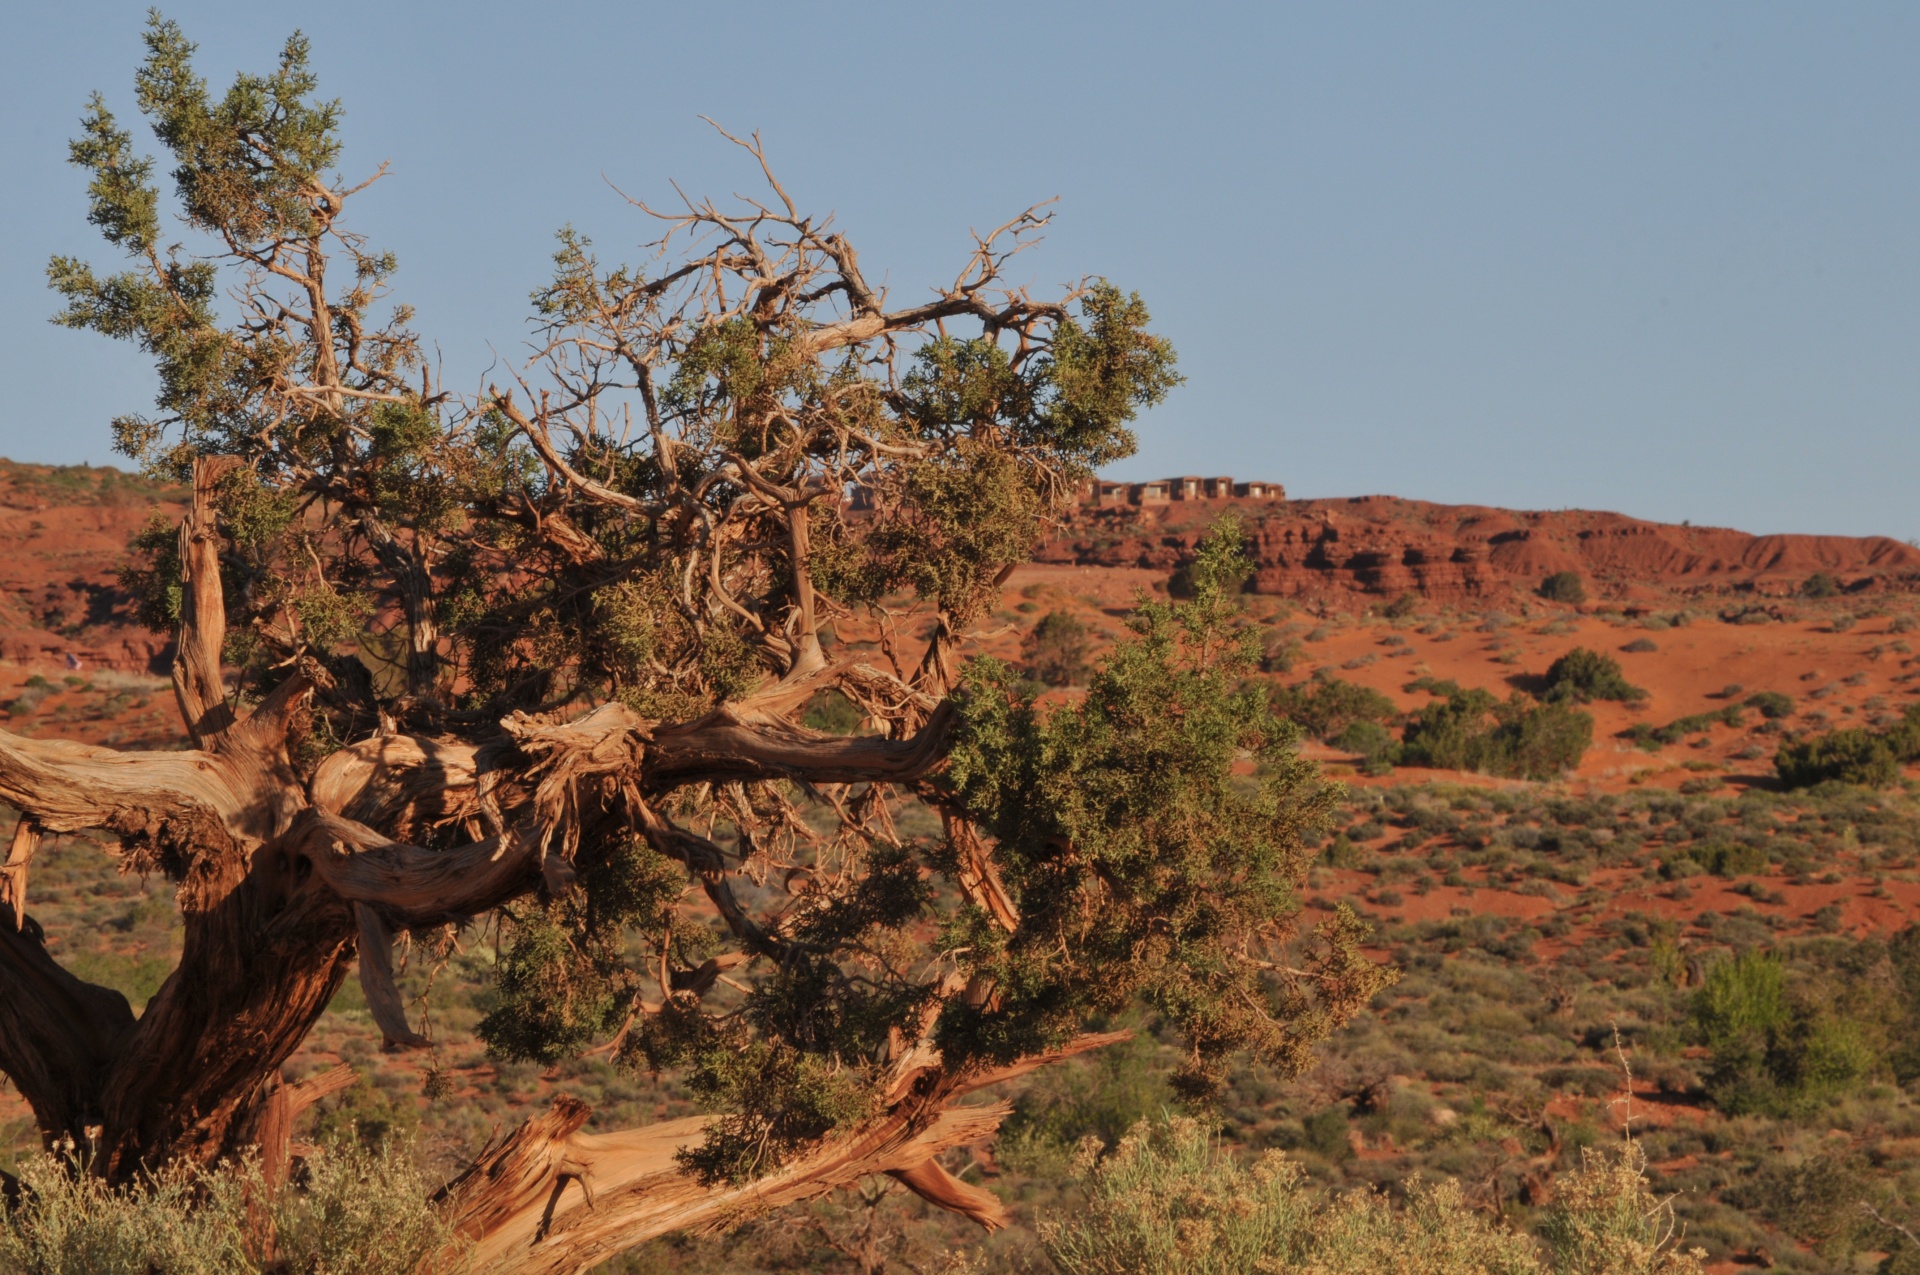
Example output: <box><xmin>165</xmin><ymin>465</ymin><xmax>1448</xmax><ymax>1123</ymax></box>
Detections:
<box><xmin>0</xmin><ymin>463</ymin><xmax>183</xmax><ymax>672</ymax></box>
<box><xmin>1036</xmin><ymin>494</ymin><xmax>1920</xmax><ymax>605</ymax></box>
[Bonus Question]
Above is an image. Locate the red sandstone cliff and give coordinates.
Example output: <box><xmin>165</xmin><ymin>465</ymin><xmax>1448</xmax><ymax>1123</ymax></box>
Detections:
<box><xmin>0</xmin><ymin>462</ymin><xmax>183</xmax><ymax>672</ymax></box>
<box><xmin>1035</xmin><ymin>494</ymin><xmax>1920</xmax><ymax>605</ymax></box>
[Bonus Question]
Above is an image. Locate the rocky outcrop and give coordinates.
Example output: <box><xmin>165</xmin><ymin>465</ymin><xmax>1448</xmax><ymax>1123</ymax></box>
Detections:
<box><xmin>1036</xmin><ymin>494</ymin><xmax>1920</xmax><ymax>605</ymax></box>
<box><xmin>0</xmin><ymin>462</ymin><xmax>184</xmax><ymax>672</ymax></box>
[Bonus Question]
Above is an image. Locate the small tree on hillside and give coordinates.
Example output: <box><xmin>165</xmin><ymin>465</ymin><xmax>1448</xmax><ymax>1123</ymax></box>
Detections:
<box><xmin>1024</xmin><ymin>610</ymin><xmax>1091</xmax><ymax>687</ymax></box>
<box><xmin>0</xmin><ymin>18</ymin><xmax>1391</xmax><ymax>1271</ymax></box>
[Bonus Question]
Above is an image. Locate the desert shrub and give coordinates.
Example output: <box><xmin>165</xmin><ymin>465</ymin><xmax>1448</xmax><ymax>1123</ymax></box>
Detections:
<box><xmin>1693</xmin><ymin>841</ymin><xmax>1767</xmax><ymax>878</ymax></box>
<box><xmin>1000</xmin><ymin>1032</ymin><xmax>1173</xmax><ymax>1161</ymax></box>
<box><xmin>1620</xmin><ymin>637</ymin><xmax>1658</xmax><ymax>654</ymax></box>
<box><xmin>1400</xmin><ymin>686</ymin><xmax>1592</xmax><ymax>780</ymax></box>
<box><xmin>1775</xmin><ymin>728</ymin><xmax>1899</xmax><ymax>789</ymax></box>
<box><xmin>1691</xmin><ymin>951</ymin><xmax>1875</xmax><ymax>1117</ymax></box>
<box><xmin>1272</xmin><ymin>676</ymin><xmax>1398</xmax><ymax>742</ymax></box>
<box><xmin>0</xmin><ymin>1138</ymin><xmax>449</xmax><ymax>1275</ymax></box>
<box><xmin>1802</xmin><ymin>571</ymin><xmax>1840</xmax><ymax>599</ymax></box>
<box><xmin>1544</xmin><ymin>649</ymin><xmax>1644</xmax><ymax>704</ymax></box>
<box><xmin>1540</xmin><ymin>572</ymin><xmax>1587</xmax><ymax>605</ymax></box>
<box><xmin>1261</xmin><ymin>637</ymin><xmax>1303</xmax><ymax>674</ymax></box>
<box><xmin>1333</xmin><ymin>720</ymin><xmax>1399</xmax><ymax>774</ymax></box>
<box><xmin>1024</xmin><ymin>609</ymin><xmax>1093</xmax><ymax>687</ymax></box>
<box><xmin>1725</xmin><ymin>1149</ymin><xmax>1881</xmax><ymax>1269</ymax></box>
<box><xmin>1382</xmin><ymin>592</ymin><xmax>1420</xmax><ymax>619</ymax></box>
<box><xmin>1041</xmin><ymin>1116</ymin><xmax>1703</xmax><ymax>1275</ymax></box>
<box><xmin>1623</xmin><ymin>707</ymin><xmax>1743</xmax><ymax>750</ymax></box>
<box><xmin>1537</xmin><ymin>1145</ymin><xmax>1710</xmax><ymax>1275</ymax></box>
<box><xmin>1882</xmin><ymin>703</ymin><xmax>1920</xmax><ymax>762</ymax></box>
<box><xmin>1742</xmin><ymin>691</ymin><xmax>1793</xmax><ymax>720</ymax></box>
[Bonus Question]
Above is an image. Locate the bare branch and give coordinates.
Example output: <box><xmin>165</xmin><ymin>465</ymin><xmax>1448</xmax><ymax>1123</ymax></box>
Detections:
<box><xmin>174</xmin><ymin>456</ymin><xmax>242</xmax><ymax>748</ymax></box>
<box><xmin>355</xmin><ymin>904</ymin><xmax>430</xmax><ymax>1050</ymax></box>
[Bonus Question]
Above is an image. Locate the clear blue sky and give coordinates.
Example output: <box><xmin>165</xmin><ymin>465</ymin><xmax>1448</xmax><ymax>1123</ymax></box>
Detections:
<box><xmin>4</xmin><ymin>3</ymin><xmax>1917</xmax><ymax>538</ymax></box>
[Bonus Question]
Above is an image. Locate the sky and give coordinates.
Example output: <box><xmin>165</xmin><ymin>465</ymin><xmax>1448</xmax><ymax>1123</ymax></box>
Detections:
<box><xmin>2</xmin><ymin>3</ymin><xmax>1917</xmax><ymax>539</ymax></box>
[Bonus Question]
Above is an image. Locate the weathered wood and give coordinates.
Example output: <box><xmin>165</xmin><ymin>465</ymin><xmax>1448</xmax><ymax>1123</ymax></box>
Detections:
<box><xmin>435</xmin><ymin>1032</ymin><xmax>1131</xmax><ymax>1274</ymax></box>
<box><xmin>440</xmin><ymin>1094</ymin><xmax>1008</xmax><ymax>1275</ymax></box>
<box><xmin>173</xmin><ymin>456</ymin><xmax>241</xmax><ymax>749</ymax></box>
<box><xmin>355</xmin><ymin>903</ymin><xmax>429</xmax><ymax>1050</ymax></box>
<box><xmin>254</xmin><ymin>1063</ymin><xmax>358</xmax><ymax>1190</ymax></box>
<box><xmin>0</xmin><ymin>817</ymin><xmax>39</xmax><ymax>931</ymax></box>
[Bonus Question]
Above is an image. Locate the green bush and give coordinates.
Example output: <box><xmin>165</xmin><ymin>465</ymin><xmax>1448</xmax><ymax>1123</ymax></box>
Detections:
<box><xmin>1333</xmin><ymin>720</ymin><xmax>1399</xmax><ymax>773</ymax></box>
<box><xmin>1775</xmin><ymin>728</ymin><xmax>1899</xmax><ymax>789</ymax></box>
<box><xmin>1399</xmin><ymin>686</ymin><xmax>1592</xmax><ymax>780</ymax></box>
<box><xmin>1543</xmin><ymin>648</ymin><xmax>1644</xmax><ymax>704</ymax></box>
<box><xmin>1623</xmin><ymin>706</ymin><xmax>1743</xmax><ymax>750</ymax></box>
<box><xmin>1694</xmin><ymin>841</ymin><xmax>1767</xmax><ymax>877</ymax></box>
<box><xmin>1742</xmin><ymin>691</ymin><xmax>1794</xmax><ymax>720</ymax></box>
<box><xmin>1802</xmin><ymin>571</ymin><xmax>1840</xmax><ymax>599</ymax></box>
<box><xmin>0</xmin><ymin>1138</ymin><xmax>450</xmax><ymax>1275</ymax></box>
<box><xmin>1024</xmin><ymin>609</ymin><xmax>1093</xmax><ymax>687</ymax></box>
<box><xmin>1040</xmin><ymin>1116</ymin><xmax>1703</xmax><ymax>1275</ymax></box>
<box><xmin>1272</xmin><ymin>676</ymin><xmax>1398</xmax><ymax>742</ymax></box>
<box><xmin>1691</xmin><ymin>951</ymin><xmax>1875</xmax><ymax>1117</ymax></box>
<box><xmin>1539</xmin><ymin>571</ymin><xmax>1587</xmax><ymax>605</ymax></box>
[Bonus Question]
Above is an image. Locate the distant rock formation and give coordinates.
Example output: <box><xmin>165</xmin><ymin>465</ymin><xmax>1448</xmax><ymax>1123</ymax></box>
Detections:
<box><xmin>0</xmin><ymin>461</ymin><xmax>184</xmax><ymax>672</ymax></box>
<box><xmin>1036</xmin><ymin>493</ymin><xmax>1920</xmax><ymax>604</ymax></box>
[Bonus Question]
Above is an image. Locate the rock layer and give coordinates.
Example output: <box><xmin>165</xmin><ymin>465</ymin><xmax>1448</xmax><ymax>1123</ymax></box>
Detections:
<box><xmin>1035</xmin><ymin>494</ymin><xmax>1920</xmax><ymax>605</ymax></box>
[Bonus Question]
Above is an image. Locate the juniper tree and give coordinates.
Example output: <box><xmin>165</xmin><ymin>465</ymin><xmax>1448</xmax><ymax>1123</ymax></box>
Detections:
<box><xmin>1</xmin><ymin>15</ymin><xmax>1390</xmax><ymax>1271</ymax></box>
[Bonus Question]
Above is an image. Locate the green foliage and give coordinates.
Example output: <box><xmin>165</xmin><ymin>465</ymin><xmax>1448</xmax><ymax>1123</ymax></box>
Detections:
<box><xmin>1691</xmin><ymin>950</ymin><xmax>1875</xmax><ymax>1116</ymax></box>
<box><xmin>1802</xmin><ymin>571</ymin><xmax>1840</xmax><ymax>599</ymax></box>
<box><xmin>1333</xmin><ymin>719</ymin><xmax>1399</xmax><ymax>774</ymax></box>
<box><xmin>1776</xmin><ymin>727</ymin><xmax>1900</xmax><ymax>789</ymax></box>
<box><xmin>1025</xmin><ymin>609</ymin><xmax>1092</xmax><ymax>687</ymax></box>
<box><xmin>1041</xmin><ymin>1116</ymin><xmax>1703</xmax><ymax>1275</ymax></box>
<box><xmin>1539</xmin><ymin>571</ymin><xmax>1587</xmax><ymax>605</ymax></box>
<box><xmin>1400</xmin><ymin>684</ymin><xmax>1593</xmax><ymax>780</ymax></box>
<box><xmin>67</xmin><ymin>11</ymin><xmax>1183</xmax><ymax>722</ymax></box>
<box><xmin>1272</xmin><ymin>676</ymin><xmax>1398</xmax><ymax>742</ymax></box>
<box><xmin>998</xmin><ymin>1031</ymin><xmax>1175</xmax><ymax>1164</ymax></box>
<box><xmin>1742</xmin><ymin>691</ymin><xmax>1794</xmax><ymax>720</ymax></box>
<box><xmin>1689</xmin><ymin>841</ymin><xmax>1768</xmax><ymax>877</ymax></box>
<box><xmin>478</xmin><ymin>838</ymin><xmax>684</xmax><ymax>1065</ymax></box>
<box><xmin>1543</xmin><ymin>648</ymin><xmax>1644</xmax><ymax>704</ymax></box>
<box><xmin>1622</xmin><ymin>706</ymin><xmax>1743</xmax><ymax>750</ymax></box>
<box><xmin>948</xmin><ymin>520</ymin><xmax>1393</xmax><ymax>1101</ymax></box>
<box><xmin>800</xmin><ymin>688</ymin><xmax>863</xmax><ymax>734</ymax></box>
<box><xmin>0</xmin><ymin>1138</ymin><xmax>450</xmax><ymax>1275</ymax></box>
